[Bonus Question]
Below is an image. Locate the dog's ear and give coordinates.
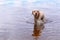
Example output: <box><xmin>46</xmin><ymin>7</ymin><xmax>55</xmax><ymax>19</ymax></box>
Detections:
<box><xmin>32</xmin><ymin>10</ymin><xmax>36</xmax><ymax>16</ymax></box>
<box><xmin>37</xmin><ymin>11</ymin><xmax>40</xmax><ymax>14</ymax></box>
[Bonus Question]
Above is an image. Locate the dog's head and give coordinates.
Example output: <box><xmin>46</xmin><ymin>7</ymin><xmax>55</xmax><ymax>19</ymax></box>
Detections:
<box><xmin>32</xmin><ymin>10</ymin><xmax>40</xmax><ymax>19</ymax></box>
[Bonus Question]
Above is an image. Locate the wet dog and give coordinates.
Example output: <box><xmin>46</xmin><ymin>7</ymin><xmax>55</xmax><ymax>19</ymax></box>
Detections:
<box><xmin>32</xmin><ymin>10</ymin><xmax>45</xmax><ymax>36</ymax></box>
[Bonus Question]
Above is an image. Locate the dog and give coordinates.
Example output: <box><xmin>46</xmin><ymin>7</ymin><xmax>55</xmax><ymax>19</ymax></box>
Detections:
<box><xmin>32</xmin><ymin>10</ymin><xmax>45</xmax><ymax>36</ymax></box>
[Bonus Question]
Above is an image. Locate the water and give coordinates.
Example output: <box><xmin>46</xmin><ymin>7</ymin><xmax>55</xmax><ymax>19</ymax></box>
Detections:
<box><xmin>0</xmin><ymin>0</ymin><xmax>60</xmax><ymax>40</ymax></box>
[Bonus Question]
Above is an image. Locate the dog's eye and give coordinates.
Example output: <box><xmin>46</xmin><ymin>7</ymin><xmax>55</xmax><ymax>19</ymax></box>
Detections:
<box><xmin>34</xmin><ymin>11</ymin><xmax>35</xmax><ymax>12</ymax></box>
<box><xmin>37</xmin><ymin>11</ymin><xmax>39</xmax><ymax>12</ymax></box>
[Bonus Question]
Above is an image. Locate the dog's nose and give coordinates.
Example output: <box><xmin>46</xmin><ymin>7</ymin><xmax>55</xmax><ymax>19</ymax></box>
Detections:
<box><xmin>35</xmin><ymin>13</ymin><xmax>37</xmax><ymax>15</ymax></box>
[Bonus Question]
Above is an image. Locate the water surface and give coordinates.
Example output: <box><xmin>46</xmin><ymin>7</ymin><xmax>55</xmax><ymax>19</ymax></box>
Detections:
<box><xmin>0</xmin><ymin>0</ymin><xmax>60</xmax><ymax>40</ymax></box>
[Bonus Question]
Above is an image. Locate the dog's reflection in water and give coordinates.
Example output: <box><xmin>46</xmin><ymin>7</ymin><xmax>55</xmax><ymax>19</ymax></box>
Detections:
<box><xmin>32</xmin><ymin>22</ymin><xmax>44</xmax><ymax>36</ymax></box>
<box><xmin>32</xmin><ymin>24</ymin><xmax>44</xmax><ymax>40</ymax></box>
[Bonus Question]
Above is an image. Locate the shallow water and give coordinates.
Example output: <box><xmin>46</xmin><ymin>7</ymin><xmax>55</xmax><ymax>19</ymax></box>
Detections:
<box><xmin>0</xmin><ymin>0</ymin><xmax>60</xmax><ymax>40</ymax></box>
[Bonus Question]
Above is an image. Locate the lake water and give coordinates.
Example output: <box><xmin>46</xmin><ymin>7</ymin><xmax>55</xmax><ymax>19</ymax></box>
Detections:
<box><xmin>0</xmin><ymin>0</ymin><xmax>60</xmax><ymax>40</ymax></box>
